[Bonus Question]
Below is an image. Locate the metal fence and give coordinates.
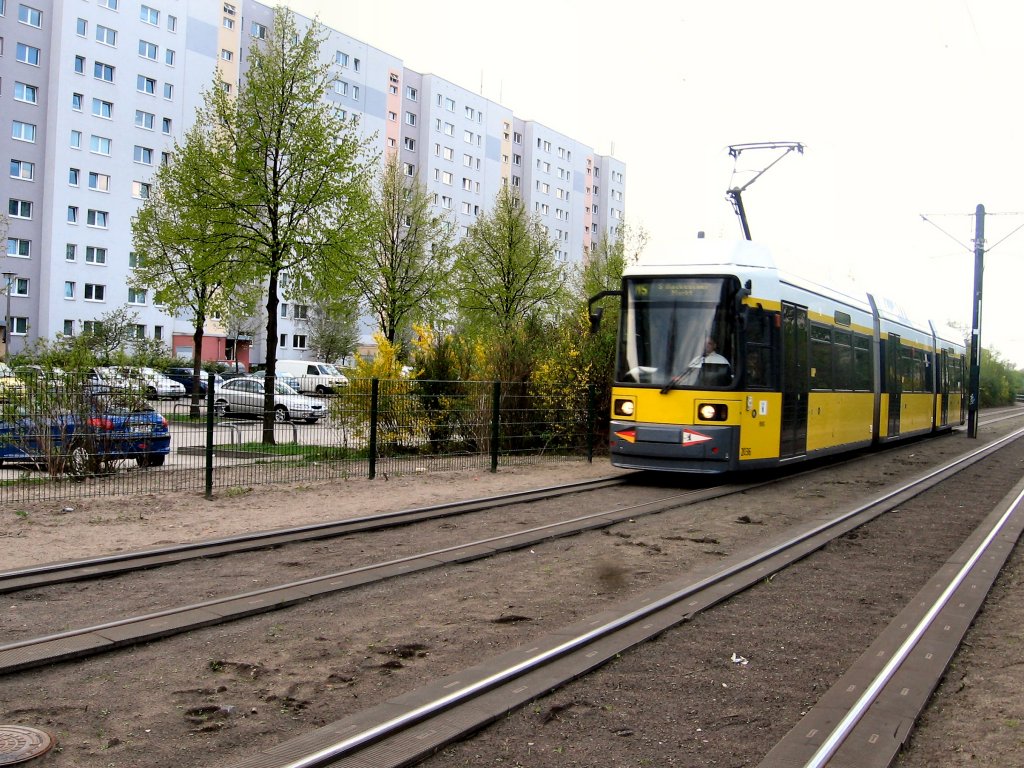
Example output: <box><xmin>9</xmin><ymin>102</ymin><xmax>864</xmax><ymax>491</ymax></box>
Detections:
<box><xmin>0</xmin><ymin>373</ymin><xmax>603</xmax><ymax>502</ymax></box>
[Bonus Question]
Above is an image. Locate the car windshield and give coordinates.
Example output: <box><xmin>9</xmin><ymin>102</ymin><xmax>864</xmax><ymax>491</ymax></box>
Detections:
<box><xmin>274</xmin><ymin>382</ymin><xmax>298</xmax><ymax>394</ymax></box>
<box><xmin>319</xmin><ymin>364</ymin><xmax>341</xmax><ymax>375</ymax></box>
<box><xmin>616</xmin><ymin>276</ymin><xmax>738</xmax><ymax>389</ymax></box>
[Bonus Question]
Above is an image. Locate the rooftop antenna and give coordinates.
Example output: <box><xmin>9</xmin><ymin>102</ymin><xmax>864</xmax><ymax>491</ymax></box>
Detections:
<box><xmin>726</xmin><ymin>141</ymin><xmax>804</xmax><ymax>240</ymax></box>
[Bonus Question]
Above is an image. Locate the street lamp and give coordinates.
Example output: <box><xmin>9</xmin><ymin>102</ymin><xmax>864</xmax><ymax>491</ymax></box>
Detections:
<box><xmin>1</xmin><ymin>271</ymin><xmax>14</xmax><ymax>358</ymax></box>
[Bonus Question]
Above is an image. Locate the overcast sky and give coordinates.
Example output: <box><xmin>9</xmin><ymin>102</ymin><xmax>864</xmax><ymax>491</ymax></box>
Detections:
<box><xmin>285</xmin><ymin>0</ymin><xmax>1024</xmax><ymax>368</ymax></box>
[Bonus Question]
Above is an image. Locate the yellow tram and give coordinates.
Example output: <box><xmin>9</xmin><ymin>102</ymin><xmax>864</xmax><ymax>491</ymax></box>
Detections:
<box><xmin>596</xmin><ymin>240</ymin><xmax>966</xmax><ymax>473</ymax></box>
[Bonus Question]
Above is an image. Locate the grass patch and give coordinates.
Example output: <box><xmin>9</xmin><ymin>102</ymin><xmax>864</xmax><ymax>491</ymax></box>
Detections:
<box><xmin>222</xmin><ymin>442</ymin><xmax>363</xmax><ymax>461</ymax></box>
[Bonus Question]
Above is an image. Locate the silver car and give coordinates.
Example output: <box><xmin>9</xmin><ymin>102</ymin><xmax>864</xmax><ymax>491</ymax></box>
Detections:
<box><xmin>213</xmin><ymin>378</ymin><xmax>325</xmax><ymax>423</ymax></box>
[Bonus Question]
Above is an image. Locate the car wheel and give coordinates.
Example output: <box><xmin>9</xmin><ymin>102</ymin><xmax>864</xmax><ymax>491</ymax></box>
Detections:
<box><xmin>136</xmin><ymin>454</ymin><xmax>166</xmax><ymax>468</ymax></box>
<box><xmin>67</xmin><ymin>442</ymin><xmax>97</xmax><ymax>477</ymax></box>
<box><xmin>274</xmin><ymin>406</ymin><xmax>289</xmax><ymax>422</ymax></box>
<box><xmin>147</xmin><ymin>386</ymin><xmax>158</xmax><ymax>399</ymax></box>
<box><xmin>304</xmin><ymin>417</ymin><xmax>319</xmax><ymax>424</ymax></box>
<box><xmin>214</xmin><ymin>400</ymin><xmax>229</xmax><ymax>417</ymax></box>
<box><xmin>315</xmin><ymin>385</ymin><xmax>327</xmax><ymax>395</ymax></box>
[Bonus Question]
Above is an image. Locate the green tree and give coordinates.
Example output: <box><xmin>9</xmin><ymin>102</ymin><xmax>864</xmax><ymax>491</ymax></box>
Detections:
<box><xmin>355</xmin><ymin>153</ymin><xmax>456</xmax><ymax>346</ymax></box>
<box><xmin>454</xmin><ymin>185</ymin><xmax>564</xmax><ymax>337</ymax></box>
<box><xmin>204</xmin><ymin>7</ymin><xmax>377</xmax><ymax>442</ymax></box>
<box><xmin>82</xmin><ymin>307</ymin><xmax>139</xmax><ymax>365</ymax></box>
<box><xmin>131</xmin><ymin>118</ymin><xmax>242</xmax><ymax>414</ymax></box>
<box><xmin>305</xmin><ymin>298</ymin><xmax>360</xmax><ymax>364</ymax></box>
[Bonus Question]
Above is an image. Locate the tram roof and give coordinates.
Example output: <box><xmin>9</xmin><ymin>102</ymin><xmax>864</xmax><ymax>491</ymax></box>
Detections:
<box><xmin>626</xmin><ymin>238</ymin><xmax>940</xmax><ymax>332</ymax></box>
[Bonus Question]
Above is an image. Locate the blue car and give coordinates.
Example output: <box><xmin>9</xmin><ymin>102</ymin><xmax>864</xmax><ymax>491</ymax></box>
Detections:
<box><xmin>0</xmin><ymin>390</ymin><xmax>171</xmax><ymax>475</ymax></box>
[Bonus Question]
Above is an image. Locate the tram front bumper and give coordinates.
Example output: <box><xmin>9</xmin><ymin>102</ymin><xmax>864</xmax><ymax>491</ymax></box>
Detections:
<box><xmin>609</xmin><ymin>421</ymin><xmax>738</xmax><ymax>473</ymax></box>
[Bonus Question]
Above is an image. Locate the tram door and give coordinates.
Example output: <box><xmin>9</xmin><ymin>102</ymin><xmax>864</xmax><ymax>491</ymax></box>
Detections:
<box><xmin>780</xmin><ymin>302</ymin><xmax>809</xmax><ymax>458</ymax></box>
<box><xmin>886</xmin><ymin>334</ymin><xmax>902</xmax><ymax>437</ymax></box>
<box><xmin>938</xmin><ymin>350</ymin><xmax>950</xmax><ymax>427</ymax></box>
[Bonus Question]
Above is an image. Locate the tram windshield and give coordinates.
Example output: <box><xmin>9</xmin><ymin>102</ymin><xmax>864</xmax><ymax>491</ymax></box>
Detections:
<box><xmin>616</xmin><ymin>277</ymin><xmax>738</xmax><ymax>390</ymax></box>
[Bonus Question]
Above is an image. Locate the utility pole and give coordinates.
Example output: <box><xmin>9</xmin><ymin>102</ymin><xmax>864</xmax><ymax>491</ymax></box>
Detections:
<box><xmin>967</xmin><ymin>204</ymin><xmax>985</xmax><ymax>438</ymax></box>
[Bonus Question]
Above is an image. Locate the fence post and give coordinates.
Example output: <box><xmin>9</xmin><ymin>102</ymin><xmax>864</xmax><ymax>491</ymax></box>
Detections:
<box><xmin>368</xmin><ymin>378</ymin><xmax>379</xmax><ymax>480</ymax></box>
<box><xmin>586</xmin><ymin>383</ymin><xmax>595</xmax><ymax>463</ymax></box>
<box><xmin>490</xmin><ymin>381</ymin><xmax>500</xmax><ymax>473</ymax></box>
<box><xmin>204</xmin><ymin>372</ymin><xmax>215</xmax><ymax>499</ymax></box>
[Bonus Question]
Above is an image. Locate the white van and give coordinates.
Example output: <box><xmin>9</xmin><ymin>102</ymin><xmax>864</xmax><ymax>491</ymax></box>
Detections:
<box><xmin>274</xmin><ymin>360</ymin><xmax>350</xmax><ymax>394</ymax></box>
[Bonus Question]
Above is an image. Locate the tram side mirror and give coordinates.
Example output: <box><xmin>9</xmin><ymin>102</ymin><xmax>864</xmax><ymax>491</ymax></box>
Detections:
<box><xmin>589</xmin><ymin>307</ymin><xmax>604</xmax><ymax>334</ymax></box>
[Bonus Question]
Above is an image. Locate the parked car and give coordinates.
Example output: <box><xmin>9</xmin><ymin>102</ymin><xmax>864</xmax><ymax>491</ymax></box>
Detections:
<box><xmin>0</xmin><ymin>389</ymin><xmax>171</xmax><ymax>473</ymax></box>
<box><xmin>0</xmin><ymin>362</ymin><xmax>26</xmax><ymax>399</ymax></box>
<box><xmin>164</xmin><ymin>367</ymin><xmax>226</xmax><ymax>395</ymax></box>
<box><xmin>247</xmin><ymin>369</ymin><xmax>302</xmax><ymax>393</ymax></box>
<box><xmin>213</xmin><ymin>378</ymin><xmax>325</xmax><ymax>423</ymax></box>
<box><xmin>274</xmin><ymin>360</ymin><xmax>350</xmax><ymax>394</ymax></box>
<box><xmin>129</xmin><ymin>367</ymin><xmax>187</xmax><ymax>400</ymax></box>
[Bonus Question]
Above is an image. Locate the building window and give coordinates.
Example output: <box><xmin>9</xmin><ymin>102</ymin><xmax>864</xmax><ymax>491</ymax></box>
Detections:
<box><xmin>133</xmin><ymin>145</ymin><xmax>154</xmax><ymax>164</ymax></box>
<box><xmin>223</xmin><ymin>16</ymin><xmax>234</xmax><ymax>29</ymax></box>
<box><xmin>6</xmin><ymin>238</ymin><xmax>30</xmax><ymax>258</ymax></box>
<box><xmin>251</xmin><ymin>21</ymin><xmax>267</xmax><ymax>38</ymax></box>
<box><xmin>100</xmin><ymin>0</ymin><xmax>118</xmax><ymax>9</ymax></box>
<box><xmin>85</xmin><ymin>246</ymin><xmax>107</xmax><ymax>264</ymax></box>
<box><xmin>405</xmin><ymin>112</ymin><xmax>416</xmax><ymax>126</ymax></box>
<box><xmin>86</xmin><ymin>210</ymin><xmax>109</xmax><ymax>228</ymax></box>
<box><xmin>70</xmin><ymin>131</ymin><xmax>82</xmax><ymax>149</ymax></box>
<box><xmin>64</xmin><ymin>281</ymin><xmax>75</xmax><ymax>299</ymax></box>
<box><xmin>153</xmin><ymin>325</ymin><xmax>163</xmax><ymax>340</ymax></box>
<box><xmin>221</xmin><ymin>48</ymin><xmax>233</xmax><ymax>61</ymax></box>
<box><xmin>279</xmin><ymin>333</ymin><xmax>287</xmax><ymax>348</ymax></box>
<box><xmin>405</xmin><ymin>86</ymin><xmax>418</xmax><ymax>101</ymax></box>
<box><xmin>132</xmin><ymin>181</ymin><xmax>151</xmax><ymax>199</ymax></box>
<box><xmin>165</xmin><ymin>49</ymin><xmax>175</xmax><ymax>66</ymax></box>
<box><xmin>63</xmin><ymin>320</ymin><xmax>75</xmax><ymax>336</ymax></box>
<box><xmin>74</xmin><ymin>55</ymin><xmax>86</xmax><ymax>74</ymax></box>
<box><xmin>133</xmin><ymin>324</ymin><xmax>146</xmax><ymax>339</ymax></box>
<box><xmin>66</xmin><ymin>244</ymin><xmax>77</xmax><ymax>261</ymax></box>
<box><xmin>16</xmin><ymin>43</ymin><xmax>40</xmax><ymax>65</ymax></box>
<box><xmin>14</xmin><ymin>82</ymin><xmax>38</xmax><ymax>104</ymax></box>
<box><xmin>18</xmin><ymin>4</ymin><xmax>42</xmax><ymax>27</ymax></box>
<box><xmin>90</xmin><ymin>135</ymin><xmax>112</xmax><ymax>155</ymax></box>
<box><xmin>161</xmin><ymin>117</ymin><xmax>172</xmax><ymax>134</ymax></box>
<box><xmin>96</xmin><ymin>25</ymin><xmax>116</xmax><ymax>46</ymax></box>
<box><xmin>135</xmin><ymin>109</ymin><xmax>155</xmax><ymax>129</ymax></box>
<box><xmin>8</xmin><ymin>199</ymin><xmax>32</xmax><ymax>219</ymax></box>
<box><xmin>403</xmin><ymin>163</ymin><xmax>415</xmax><ymax>176</ymax></box>
<box><xmin>94</xmin><ymin>62</ymin><xmax>115</xmax><ymax>82</ymax></box>
<box><xmin>12</xmin><ymin>121</ymin><xmax>36</xmax><ymax>143</ymax></box>
<box><xmin>10</xmin><ymin>318</ymin><xmax>28</xmax><ymax>336</ymax></box>
<box><xmin>167</xmin><ymin>15</ymin><xmax>176</xmax><ymax>32</ymax></box>
<box><xmin>87</xmin><ymin>172</ymin><xmax>111</xmax><ymax>192</ymax></box>
<box><xmin>128</xmin><ymin>287</ymin><xmax>147</xmax><ymax>304</ymax></box>
<box><xmin>67</xmin><ymin>206</ymin><xmax>79</xmax><ymax>223</ymax></box>
<box><xmin>91</xmin><ymin>98</ymin><xmax>113</xmax><ymax>118</ymax></box>
<box><xmin>403</xmin><ymin>137</ymin><xmax>415</xmax><ymax>151</ymax></box>
<box><xmin>292</xmin><ymin>335</ymin><xmax>307</xmax><ymax>349</ymax></box>
<box><xmin>72</xmin><ymin>92</ymin><xmax>83</xmax><ymax>110</ymax></box>
<box><xmin>163</xmin><ymin>82</ymin><xmax>173</xmax><ymax>99</ymax></box>
<box><xmin>140</xmin><ymin>5</ymin><xmax>158</xmax><ymax>25</ymax></box>
<box><xmin>84</xmin><ymin>284</ymin><xmax>105</xmax><ymax>301</ymax></box>
<box><xmin>137</xmin><ymin>75</ymin><xmax>156</xmax><ymax>94</ymax></box>
<box><xmin>9</xmin><ymin>159</ymin><xmax>34</xmax><ymax>180</ymax></box>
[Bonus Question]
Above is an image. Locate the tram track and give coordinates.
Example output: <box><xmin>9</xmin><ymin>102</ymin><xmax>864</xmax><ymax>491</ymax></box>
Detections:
<box><xmin>5</xmin><ymin>408</ymin><xmax>1021</xmax><ymax>597</ymax></box>
<box><xmin>4</xmin><ymin>415</ymin><xmax>1019</xmax><ymax>768</ymax></box>
<box><xmin>5</xmin><ymin>418</ymin><xmax>1019</xmax><ymax>677</ymax></box>
<box><xmin>215</xmin><ymin>425</ymin><xmax>1024</xmax><ymax>768</ymax></box>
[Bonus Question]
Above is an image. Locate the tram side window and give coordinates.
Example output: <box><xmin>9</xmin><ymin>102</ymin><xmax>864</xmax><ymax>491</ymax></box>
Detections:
<box><xmin>900</xmin><ymin>346</ymin><xmax>927</xmax><ymax>393</ymax></box>
<box><xmin>810</xmin><ymin>324</ymin><xmax>833</xmax><ymax>390</ymax></box>
<box><xmin>853</xmin><ymin>335</ymin><xmax>872</xmax><ymax>391</ymax></box>
<box><xmin>744</xmin><ymin>310</ymin><xmax>773</xmax><ymax>388</ymax></box>
<box><xmin>833</xmin><ymin>329</ymin><xmax>853</xmax><ymax>390</ymax></box>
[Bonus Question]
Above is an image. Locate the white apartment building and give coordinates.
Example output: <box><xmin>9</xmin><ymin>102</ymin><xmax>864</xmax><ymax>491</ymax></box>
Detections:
<box><xmin>1</xmin><ymin>0</ymin><xmax>625</xmax><ymax>366</ymax></box>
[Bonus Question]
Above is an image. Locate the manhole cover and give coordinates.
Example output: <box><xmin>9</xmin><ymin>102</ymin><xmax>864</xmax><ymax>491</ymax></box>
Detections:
<box><xmin>0</xmin><ymin>726</ymin><xmax>53</xmax><ymax>765</ymax></box>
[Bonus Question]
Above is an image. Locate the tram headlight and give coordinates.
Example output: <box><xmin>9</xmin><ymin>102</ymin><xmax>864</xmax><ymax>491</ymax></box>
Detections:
<box><xmin>698</xmin><ymin>403</ymin><xmax>727</xmax><ymax>421</ymax></box>
<box><xmin>613</xmin><ymin>398</ymin><xmax>635</xmax><ymax>417</ymax></box>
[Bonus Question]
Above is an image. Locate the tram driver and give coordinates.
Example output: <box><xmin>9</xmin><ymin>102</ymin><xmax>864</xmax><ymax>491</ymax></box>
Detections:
<box><xmin>683</xmin><ymin>337</ymin><xmax>732</xmax><ymax>385</ymax></box>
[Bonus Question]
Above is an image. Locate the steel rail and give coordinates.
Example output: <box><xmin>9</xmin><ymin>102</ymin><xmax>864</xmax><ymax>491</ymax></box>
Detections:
<box><xmin>229</xmin><ymin>424</ymin><xmax>1024</xmax><ymax>768</ymax></box>
<box><xmin>801</xmin><ymin>481</ymin><xmax>1024</xmax><ymax>768</ymax></box>
<box><xmin>0</xmin><ymin>475</ymin><xmax>630</xmax><ymax>592</ymax></box>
